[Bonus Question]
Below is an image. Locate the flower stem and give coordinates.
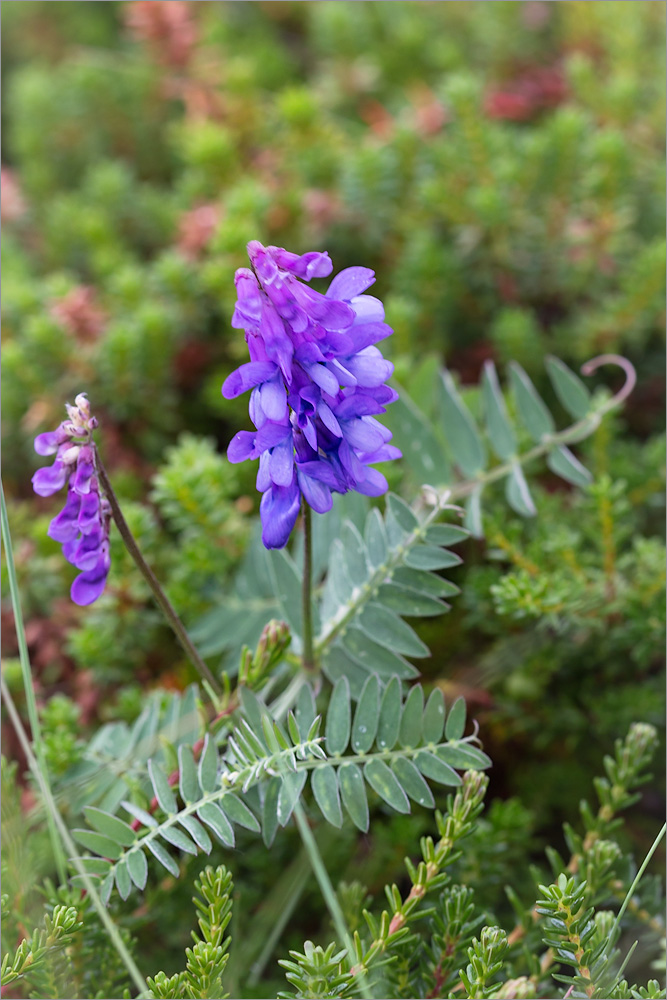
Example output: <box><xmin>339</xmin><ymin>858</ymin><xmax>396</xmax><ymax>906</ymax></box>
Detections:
<box><xmin>96</xmin><ymin>458</ymin><xmax>222</xmax><ymax>696</ymax></box>
<box><xmin>301</xmin><ymin>500</ymin><xmax>315</xmax><ymax>672</ymax></box>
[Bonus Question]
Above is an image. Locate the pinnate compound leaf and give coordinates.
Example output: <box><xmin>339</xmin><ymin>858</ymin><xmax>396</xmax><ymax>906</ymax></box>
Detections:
<box><xmin>312</xmin><ymin>765</ymin><xmax>343</xmax><ymax>828</ymax></box>
<box><xmin>83</xmin><ymin>807</ymin><xmax>136</xmax><ymax>848</ymax></box>
<box><xmin>444</xmin><ymin>696</ymin><xmax>467</xmax><ymax>741</ymax></box>
<box><xmin>326</xmin><ymin>676</ymin><xmax>351</xmax><ymax>755</ymax></box>
<box><xmin>364</xmin><ymin>759</ymin><xmax>410</xmax><ymax>813</ymax></box>
<box><xmin>352</xmin><ymin>674</ymin><xmax>380</xmax><ymax>753</ymax></box>
<box><xmin>546</xmin><ymin>355</ymin><xmax>592</xmax><ymax>420</ymax></box>
<box><xmin>338</xmin><ymin>763</ymin><xmax>369</xmax><ymax>832</ymax></box>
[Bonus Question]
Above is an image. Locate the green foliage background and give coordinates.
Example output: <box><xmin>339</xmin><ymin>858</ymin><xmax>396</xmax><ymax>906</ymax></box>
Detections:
<box><xmin>1</xmin><ymin>2</ymin><xmax>664</xmax><ymax>997</ymax></box>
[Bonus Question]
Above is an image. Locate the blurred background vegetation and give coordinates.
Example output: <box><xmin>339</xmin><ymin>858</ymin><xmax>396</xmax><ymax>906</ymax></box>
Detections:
<box><xmin>1</xmin><ymin>2</ymin><xmax>664</xmax><ymax>995</ymax></box>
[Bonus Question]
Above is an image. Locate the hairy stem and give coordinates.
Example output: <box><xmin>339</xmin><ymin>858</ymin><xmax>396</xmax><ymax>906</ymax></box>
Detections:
<box><xmin>96</xmin><ymin>458</ymin><xmax>222</xmax><ymax>696</ymax></box>
<box><xmin>301</xmin><ymin>501</ymin><xmax>315</xmax><ymax>671</ymax></box>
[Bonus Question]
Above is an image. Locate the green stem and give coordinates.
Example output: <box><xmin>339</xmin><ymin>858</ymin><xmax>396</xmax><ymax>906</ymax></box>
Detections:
<box><xmin>301</xmin><ymin>501</ymin><xmax>315</xmax><ymax>672</ymax></box>
<box><xmin>1</xmin><ymin>483</ymin><xmax>67</xmax><ymax>884</ymax></box>
<box><xmin>293</xmin><ymin>803</ymin><xmax>372</xmax><ymax>1000</ymax></box>
<box><xmin>1</xmin><ymin>674</ymin><xmax>148</xmax><ymax>997</ymax></box>
<box><xmin>96</xmin><ymin>458</ymin><xmax>222</xmax><ymax>696</ymax></box>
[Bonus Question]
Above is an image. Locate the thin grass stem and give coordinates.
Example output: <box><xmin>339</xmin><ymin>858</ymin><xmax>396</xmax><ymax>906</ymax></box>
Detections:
<box><xmin>1</xmin><ymin>673</ymin><xmax>148</xmax><ymax>997</ymax></box>
<box><xmin>1</xmin><ymin>483</ymin><xmax>67</xmax><ymax>883</ymax></box>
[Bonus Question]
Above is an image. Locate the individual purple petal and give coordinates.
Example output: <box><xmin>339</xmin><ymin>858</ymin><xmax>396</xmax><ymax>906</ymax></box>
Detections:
<box><xmin>32</xmin><ymin>461</ymin><xmax>67</xmax><ymax>497</ymax></box>
<box><xmin>317</xmin><ymin>401</ymin><xmax>342</xmax><ymax>436</ymax></box>
<box><xmin>358</xmin><ymin>443</ymin><xmax>402</xmax><ymax>464</ymax></box>
<box><xmin>34</xmin><ymin>431</ymin><xmax>61</xmax><ymax>456</ymax></box>
<box><xmin>302</xmin><ymin>361</ymin><xmax>340</xmax><ymax>396</ymax></box>
<box><xmin>260</xmin><ymin>301</ymin><xmax>294</xmax><ymax>381</ymax></box>
<box><xmin>231</xmin><ymin>268</ymin><xmax>263</xmax><ymax>327</ymax></box>
<box><xmin>258</xmin><ymin>376</ymin><xmax>288</xmax><ymax>422</ymax></box>
<box><xmin>354</xmin><ymin>467</ymin><xmax>389</xmax><ymax>496</ymax></box>
<box><xmin>326</xmin><ymin>267</ymin><xmax>375</xmax><ymax>301</ymax></box>
<box><xmin>47</xmin><ymin>491</ymin><xmax>82</xmax><ymax>543</ymax></box>
<box><xmin>73</xmin><ymin>446</ymin><xmax>94</xmax><ymax>495</ymax></box>
<box><xmin>77</xmin><ymin>489</ymin><xmax>101</xmax><ymax>532</ymax></box>
<box><xmin>71</xmin><ymin>549</ymin><xmax>110</xmax><ymax>606</ymax></box>
<box><xmin>350</xmin><ymin>294</ymin><xmax>385</xmax><ymax>325</ymax></box>
<box><xmin>257</xmin><ymin>452</ymin><xmax>271</xmax><ymax>492</ymax></box>
<box><xmin>347</xmin><ymin>321</ymin><xmax>393</xmax><ymax>352</ymax></box>
<box><xmin>334</xmin><ymin>392</ymin><xmax>385</xmax><ymax>419</ymax></box>
<box><xmin>66</xmin><ymin>529</ymin><xmax>104</xmax><ymax>571</ymax></box>
<box><xmin>341</xmin><ymin>347</ymin><xmax>394</xmax><ymax>387</ymax></box>
<box><xmin>260</xmin><ymin>480</ymin><xmax>301</xmax><ymax>549</ymax></box>
<box><xmin>227</xmin><ymin>430</ymin><xmax>259</xmax><ymax>463</ymax></box>
<box><xmin>271</xmin><ymin>247</ymin><xmax>333</xmax><ymax>280</ymax></box>
<box><xmin>268</xmin><ymin>439</ymin><xmax>295</xmax><ymax>487</ymax></box>
<box><xmin>222</xmin><ymin>362</ymin><xmax>279</xmax><ymax>399</ymax></box>
<box><xmin>291</xmin><ymin>283</ymin><xmax>355</xmax><ymax>330</ymax></box>
<box><xmin>297</xmin><ymin>469</ymin><xmax>333</xmax><ymax>513</ymax></box>
<box><xmin>340</xmin><ymin>416</ymin><xmax>389</xmax><ymax>453</ymax></box>
<box><xmin>295</xmin><ymin>461</ymin><xmax>341</xmax><ymax>487</ymax></box>
<box><xmin>255</xmin><ymin>421</ymin><xmax>292</xmax><ymax>452</ymax></box>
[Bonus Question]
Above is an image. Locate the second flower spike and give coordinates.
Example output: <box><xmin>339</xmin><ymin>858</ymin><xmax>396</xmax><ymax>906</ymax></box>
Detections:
<box><xmin>223</xmin><ymin>242</ymin><xmax>400</xmax><ymax>549</ymax></box>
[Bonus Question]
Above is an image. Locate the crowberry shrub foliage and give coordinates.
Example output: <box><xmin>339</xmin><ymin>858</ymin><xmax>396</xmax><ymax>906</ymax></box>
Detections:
<box><xmin>1</xmin><ymin>3</ymin><xmax>664</xmax><ymax>999</ymax></box>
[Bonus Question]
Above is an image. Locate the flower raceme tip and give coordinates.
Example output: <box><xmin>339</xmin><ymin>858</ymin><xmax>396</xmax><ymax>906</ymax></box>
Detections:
<box><xmin>222</xmin><ymin>242</ymin><xmax>400</xmax><ymax>548</ymax></box>
<box><xmin>31</xmin><ymin>394</ymin><xmax>111</xmax><ymax>605</ymax></box>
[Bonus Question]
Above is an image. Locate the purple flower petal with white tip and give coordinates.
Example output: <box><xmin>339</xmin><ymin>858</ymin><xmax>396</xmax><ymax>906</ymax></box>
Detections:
<box><xmin>32</xmin><ymin>461</ymin><xmax>67</xmax><ymax>497</ymax></box>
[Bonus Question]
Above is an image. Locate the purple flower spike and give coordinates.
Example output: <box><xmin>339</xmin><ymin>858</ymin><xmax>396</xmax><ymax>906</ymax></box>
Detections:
<box><xmin>32</xmin><ymin>394</ymin><xmax>112</xmax><ymax>605</ymax></box>
<box><xmin>223</xmin><ymin>242</ymin><xmax>400</xmax><ymax>548</ymax></box>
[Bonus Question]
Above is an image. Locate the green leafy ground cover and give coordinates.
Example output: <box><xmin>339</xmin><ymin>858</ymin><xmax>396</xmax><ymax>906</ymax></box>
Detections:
<box><xmin>1</xmin><ymin>3</ymin><xmax>664</xmax><ymax>997</ymax></box>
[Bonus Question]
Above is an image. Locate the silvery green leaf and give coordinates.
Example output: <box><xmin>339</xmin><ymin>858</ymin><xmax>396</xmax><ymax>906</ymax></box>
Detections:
<box><xmin>312</xmin><ymin>766</ymin><xmax>343</xmax><ymax>828</ymax></box>
<box><xmin>422</xmin><ymin>688</ymin><xmax>446</xmax><ymax>744</ymax></box>
<box><xmin>391</xmin><ymin>758</ymin><xmax>434</xmax><ymax>808</ymax></box>
<box><xmin>377</xmin><ymin>676</ymin><xmax>402</xmax><ymax>751</ymax></box>
<box><xmin>444</xmin><ymin>696</ymin><xmax>467</xmax><ymax>741</ymax></box>
<box><xmin>506</xmin><ymin>462</ymin><xmax>537</xmax><ymax>517</ymax></box>
<box><xmin>83</xmin><ymin>807</ymin><xmax>136</xmax><ymax>848</ymax></box>
<box><xmin>364</xmin><ymin>759</ymin><xmax>410</xmax><ymax>813</ymax></box>
<box><xmin>178</xmin><ymin>746</ymin><xmax>200</xmax><ymax>805</ymax></box>
<box><xmin>439</xmin><ymin>369</ymin><xmax>486</xmax><ymax>476</ymax></box>
<box><xmin>546</xmin><ymin>355</ymin><xmax>592</xmax><ymax>420</ymax></box>
<box><xmin>341</xmin><ymin>627</ymin><xmax>419</xmax><ymax>680</ymax></box>
<box><xmin>352</xmin><ymin>674</ymin><xmax>380</xmax><ymax>753</ymax></box>
<box><xmin>357</xmin><ymin>603</ymin><xmax>429</xmax><ymax>658</ymax></box>
<box><xmin>376</xmin><ymin>583</ymin><xmax>448</xmax><ymax>618</ymax></box>
<box><xmin>364</xmin><ymin>507</ymin><xmax>388</xmax><ymax>569</ymax></box>
<box><xmin>509</xmin><ymin>362</ymin><xmax>555</xmax><ymax>442</ymax></box>
<box><xmin>399</xmin><ymin>685</ymin><xmax>424</xmax><ymax>748</ymax></box>
<box><xmin>547</xmin><ymin>445</ymin><xmax>592</xmax><ymax>487</ymax></box>
<box><xmin>338</xmin><ymin>763</ymin><xmax>369</xmax><ymax>832</ymax></box>
<box><xmin>481</xmin><ymin>360</ymin><xmax>517</xmax><ymax>460</ymax></box>
<box><xmin>325</xmin><ymin>676</ymin><xmax>351</xmax><ymax>756</ymax></box>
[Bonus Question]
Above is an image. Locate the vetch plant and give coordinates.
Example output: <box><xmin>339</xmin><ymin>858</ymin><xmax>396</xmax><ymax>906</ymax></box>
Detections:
<box><xmin>5</xmin><ymin>241</ymin><xmax>663</xmax><ymax>1000</ymax></box>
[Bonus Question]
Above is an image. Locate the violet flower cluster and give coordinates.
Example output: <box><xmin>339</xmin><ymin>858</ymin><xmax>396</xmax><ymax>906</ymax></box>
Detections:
<box><xmin>32</xmin><ymin>394</ymin><xmax>111</xmax><ymax>605</ymax></box>
<box><xmin>223</xmin><ymin>242</ymin><xmax>401</xmax><ymax>549</ymax></box>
